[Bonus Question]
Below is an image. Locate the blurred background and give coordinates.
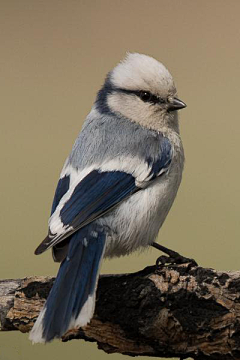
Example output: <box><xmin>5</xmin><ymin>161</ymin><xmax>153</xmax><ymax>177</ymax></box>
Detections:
<box><xmin>1</xmin><ymin>1</ymin><xmax>240</xmax><ymax>359</ymax></box>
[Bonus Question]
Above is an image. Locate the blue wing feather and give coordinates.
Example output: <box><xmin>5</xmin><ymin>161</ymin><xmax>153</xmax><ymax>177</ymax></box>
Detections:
<box><xmin>51</xmin><ymin>175</ymin><xmax>70</xmax><ymax>215</ymax></box>
<box><xmin>35</xmin><ymin>170</ymin><xmax>137</xmax><ymax>254</ymax></box>
<box><xmin>60</xmin><ymin>170</ymin><xmax>137</xmax><ymax>227</ymax></box>
<box><xmin>146</xmin><ymin>136</ymin><xmax>172</xmax><ymax>179</ymax></box>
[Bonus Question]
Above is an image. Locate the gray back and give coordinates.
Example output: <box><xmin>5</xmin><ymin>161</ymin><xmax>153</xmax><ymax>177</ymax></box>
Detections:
<box><xmin>68</xmin><ymin>110</ymin><xmax>164</xmax><ymax>170</ymax></box>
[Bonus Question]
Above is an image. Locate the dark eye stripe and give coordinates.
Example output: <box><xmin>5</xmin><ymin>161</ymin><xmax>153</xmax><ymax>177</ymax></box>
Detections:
<box><xmin>117</xmin><ymin>88</ymin><xmax>165</xmax><ymax>105</ymax></box>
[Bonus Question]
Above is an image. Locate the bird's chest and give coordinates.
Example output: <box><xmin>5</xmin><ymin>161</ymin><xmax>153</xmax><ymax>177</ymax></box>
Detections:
<box><xmin>102</xmin><ymin>149</ymin><xmax>184</xmax><ymax>258</ymax></box>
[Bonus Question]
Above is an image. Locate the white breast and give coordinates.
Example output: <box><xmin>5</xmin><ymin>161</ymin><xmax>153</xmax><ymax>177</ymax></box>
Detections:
<box><xmin>100</xmin><ymin>139</ymin><xmax>184</xmax><ymax>258</ymax></box>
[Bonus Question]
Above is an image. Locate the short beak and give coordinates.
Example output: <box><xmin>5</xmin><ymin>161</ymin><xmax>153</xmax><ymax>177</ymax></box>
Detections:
<box><xmin>168</xmin><ymin>97</ymin><xmax>187</xmax><ymax>112</ymax></box>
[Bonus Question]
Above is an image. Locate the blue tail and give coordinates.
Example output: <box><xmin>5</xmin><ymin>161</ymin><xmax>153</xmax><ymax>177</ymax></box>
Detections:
<box><xmin>30</xmin><ymin>224</ymin><xmax>105</xmax><ymax>343</ymax></box>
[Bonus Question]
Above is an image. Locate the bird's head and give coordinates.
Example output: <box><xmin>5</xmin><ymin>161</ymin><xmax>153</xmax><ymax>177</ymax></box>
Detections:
<box><xmin>96</xmin><ymin>53</ymin><xmax>186</xmax><ymax>132</ymax></box>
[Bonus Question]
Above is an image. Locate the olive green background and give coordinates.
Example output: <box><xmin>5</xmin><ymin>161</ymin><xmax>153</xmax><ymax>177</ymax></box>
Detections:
<box><xmin>1</xmin><ymin>1</ymin><xmax>240</xmax><ymax>359</ymax></box>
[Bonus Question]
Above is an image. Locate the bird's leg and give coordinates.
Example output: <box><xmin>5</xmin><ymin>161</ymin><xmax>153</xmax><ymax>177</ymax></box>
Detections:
<box><xmin>151</xmin><ymin>242</ymin><xmax>198</xmax><ymax>268</ymax></box>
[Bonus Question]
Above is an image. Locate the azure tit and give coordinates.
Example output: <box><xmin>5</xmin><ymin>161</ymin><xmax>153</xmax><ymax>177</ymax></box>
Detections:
<box><xmin>30</xmin><ymin>53</ymin><xmax>186</xmax><ymax>343</ymax></box>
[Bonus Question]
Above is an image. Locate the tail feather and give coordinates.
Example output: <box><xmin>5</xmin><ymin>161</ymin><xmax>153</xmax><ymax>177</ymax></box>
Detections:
<box><xmin>29</xmin><ymin>224</ymin><xmax>105</xmax><ymax>343</ymax></box>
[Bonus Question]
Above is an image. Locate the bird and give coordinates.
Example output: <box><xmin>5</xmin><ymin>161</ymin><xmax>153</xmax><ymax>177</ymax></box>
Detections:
<box><xmin>29</xmin><ymin>53</ymin><xmax>186</xmax><ymax>343</ymax></box>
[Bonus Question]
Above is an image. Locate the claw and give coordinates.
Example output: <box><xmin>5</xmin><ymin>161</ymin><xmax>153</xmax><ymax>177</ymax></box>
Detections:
<box><xmin>152</xmin><ymin>242</ymin><xmax>198</xmax><ymax>269</ymax></box>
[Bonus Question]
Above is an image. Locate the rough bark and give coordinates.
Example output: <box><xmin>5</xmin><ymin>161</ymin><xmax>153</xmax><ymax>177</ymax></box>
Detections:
<box><xmin>1</xmin><ymin>264</ymin><xmax>240</xmax><ymax>359</ymax></box>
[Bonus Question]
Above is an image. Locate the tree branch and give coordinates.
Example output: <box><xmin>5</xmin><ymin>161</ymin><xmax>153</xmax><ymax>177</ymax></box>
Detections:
<box><xmin>1</xmin><ymin>264</ymin><xmax>240</xmax><ymax>359</ymax></box>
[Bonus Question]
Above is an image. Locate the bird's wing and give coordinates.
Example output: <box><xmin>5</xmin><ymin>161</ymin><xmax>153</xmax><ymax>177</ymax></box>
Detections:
<box><xmin>35</xmin><ymin>136</ymin><xmax>172</xmax><ymax>255</ymax></box>
<box><xmin>35</xmin><ymin>169</ymin><xmax>137</xmax><ymax>254</ymax></box>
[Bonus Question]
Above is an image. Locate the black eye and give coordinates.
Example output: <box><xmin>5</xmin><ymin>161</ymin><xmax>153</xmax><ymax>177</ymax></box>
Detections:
<box><xmin>138</xmin><ymin>91</ymin><xmax>165</xmax><ymax>105</ymax></box>
<box><xmin>139</xmin><ymin>91</ymin><xmax>152</xmax><ymax>102</ymax></box>
<box><xmin>118</xmin><ymin>88</ymin><xmax>166</xmax><ymax>105</ymax></box>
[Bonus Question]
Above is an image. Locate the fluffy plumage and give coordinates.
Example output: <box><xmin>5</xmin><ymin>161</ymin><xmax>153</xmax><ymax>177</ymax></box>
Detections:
<box><xmin>30</xmin><ymin>53</ymin><xmax>186</xmax><ymax>343</ymax></box>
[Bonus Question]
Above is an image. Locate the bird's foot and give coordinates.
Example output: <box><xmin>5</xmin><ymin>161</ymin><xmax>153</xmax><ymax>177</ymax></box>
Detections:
<box><xmin>151</xmin><ymin>242</ymin><xmax>198</xmax><ymax>269</ymax></box>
